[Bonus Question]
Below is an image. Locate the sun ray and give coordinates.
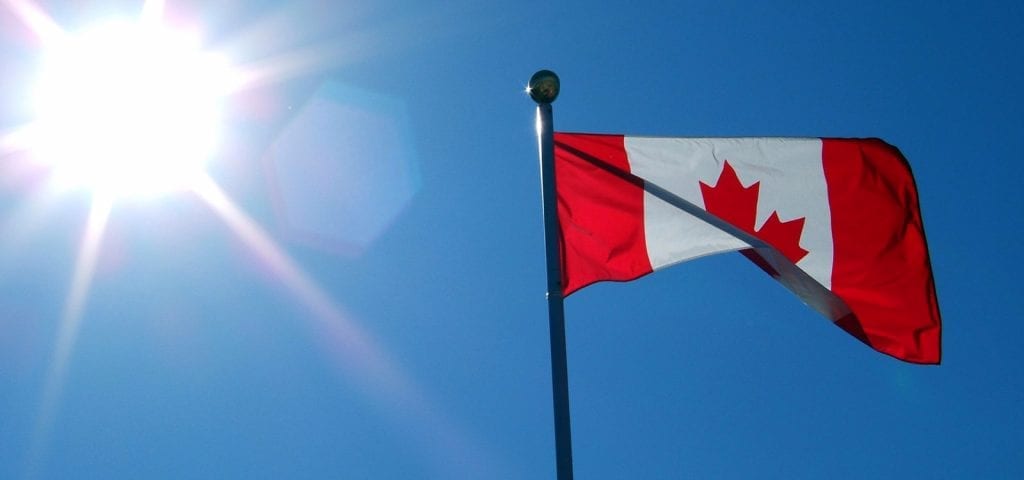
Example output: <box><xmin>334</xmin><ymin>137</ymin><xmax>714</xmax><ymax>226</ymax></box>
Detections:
<box><xmin>0</xmin><ymin>122</ymin><xmax>51</xmax><ymax>195</ymax></box>
<box><xmin>191</xmin><ymin>174</ymin><xmax>504</xmax><ymax>476</ymax></box>
<box><xmin>219</xmin><ymin>8</ymin><xmax>450</xmax><ymax>94</ymax></box>
<box><xmin>1</xmin><ymin>0</ymin><xmax>65</xmax><ymax>43</ymax></box>
<box><xmin>0</xmin><ymin>122</ymin><xmax>36</xmax><ymax>156</ymax></box>
<box><xmin>25</xmin><ymin>194</ymin><xmax>112</xmax><ymax>477</ymax></box>
<box><xmin>191</xmin><ymin>174</ymin><xmax>410</xmax><ymax>396</ymax></box>
<box><xmin>225</xmin><ymin>43</ymin><xmax>357</xmax><ymax>94</ymax></box>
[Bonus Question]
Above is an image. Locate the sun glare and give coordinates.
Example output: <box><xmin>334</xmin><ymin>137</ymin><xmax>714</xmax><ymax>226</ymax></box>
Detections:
<box><xmin>9</xmin><ymin>3</ymin><xmax>481</xmax><ymax>476</ymax></box>
<box><xmin>28</xmin><ymin>18</ymin><xmax>235</xmax><ymax>197</ymax></box>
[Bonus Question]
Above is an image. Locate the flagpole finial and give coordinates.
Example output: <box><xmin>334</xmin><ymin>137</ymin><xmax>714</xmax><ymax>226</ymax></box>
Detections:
<box><xmin>529</xmin><ymin>70</ymin><xmax>560</xmax><ymax>104</ymax></box>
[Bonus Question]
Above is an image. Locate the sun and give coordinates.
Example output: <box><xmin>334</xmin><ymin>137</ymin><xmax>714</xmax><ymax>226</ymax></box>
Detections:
<box><xmin>27</xmin><ymin>15</ymin><xmax>236</xmax><ymax>198</ymax></box>
<box><xmin>8</xmin><ymin>4</ymin><xmax>452</xmax><ymax>476</ymax></box>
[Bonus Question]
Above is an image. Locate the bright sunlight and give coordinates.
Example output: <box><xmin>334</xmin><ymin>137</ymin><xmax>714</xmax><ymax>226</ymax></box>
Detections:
<box><xmin>27</xmin><ymin>15</ymin><xmax>235</xmax><ymax>197</ymax></box>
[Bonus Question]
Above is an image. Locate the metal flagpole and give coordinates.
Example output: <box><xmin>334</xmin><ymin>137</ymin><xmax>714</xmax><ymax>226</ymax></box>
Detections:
<box><xmin>529</xmin><ymin>70</ymin><xmax>574</xmax><ymax>480</ymax></box>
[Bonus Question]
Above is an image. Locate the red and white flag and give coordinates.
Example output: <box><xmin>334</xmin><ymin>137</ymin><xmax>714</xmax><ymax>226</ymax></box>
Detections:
<box><xmin>554</xmin><ymin>133</ymin><xmax>941</xmax><ymax>364</ymax></box>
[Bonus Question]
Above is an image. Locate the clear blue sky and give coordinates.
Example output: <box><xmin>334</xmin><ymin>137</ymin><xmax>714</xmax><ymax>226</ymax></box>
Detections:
<box><xmin>1</xmin><ymin>1</ymin><xmax>1022</xmax><ymax>478</ymax></box>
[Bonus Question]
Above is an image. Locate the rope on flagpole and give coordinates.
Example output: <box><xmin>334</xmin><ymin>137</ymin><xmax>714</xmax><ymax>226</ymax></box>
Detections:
<box><xmin>530</xmin><ymin>69</ymin><xmax>574</xmax><ymax>480</ymax></box>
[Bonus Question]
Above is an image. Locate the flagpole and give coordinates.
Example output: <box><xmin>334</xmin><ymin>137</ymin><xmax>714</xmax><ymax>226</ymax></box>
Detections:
<box><xmin>530</xmin><ymin>70</ymin><xmax>574</xmax><ymax>480</ymax></box>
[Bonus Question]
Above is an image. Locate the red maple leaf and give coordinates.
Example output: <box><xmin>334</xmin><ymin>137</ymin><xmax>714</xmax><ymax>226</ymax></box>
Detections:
<box><xmin>699</xmin><ymin>161</ymin><xmax>809</xmax><ymax>264</ymax></box>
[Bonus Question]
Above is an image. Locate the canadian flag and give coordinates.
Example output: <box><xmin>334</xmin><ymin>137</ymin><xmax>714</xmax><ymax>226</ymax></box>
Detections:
<box><xmin>554</xmin><ymin>133</ymin><xmax>941</xmax><ymax>364</ymax></box>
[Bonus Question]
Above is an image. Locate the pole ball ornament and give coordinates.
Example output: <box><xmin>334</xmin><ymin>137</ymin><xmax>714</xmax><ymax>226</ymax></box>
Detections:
<box><xmin>529</xmin><ymin>70</ymin><xmax>560</xmax><ymax>104</ymax></box>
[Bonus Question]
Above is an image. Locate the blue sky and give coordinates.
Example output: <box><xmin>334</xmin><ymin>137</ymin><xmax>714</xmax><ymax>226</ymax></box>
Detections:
<box><xmin>0</xmin><ymin>1</ymin><xmax>1022</xmax><ymax>478</ymax></box>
